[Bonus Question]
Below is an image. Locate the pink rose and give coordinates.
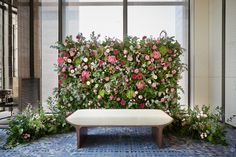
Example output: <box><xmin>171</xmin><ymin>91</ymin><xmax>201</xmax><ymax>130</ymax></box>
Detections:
<box><xmin>58</xmin><ymin>57</ymin><xmax>64</xmax><ymax>65</ymax></box>
<box><xmin>152</xmin><ymin>45</ymin><xmax>157</xmax><ymax>50</ymax></box>
<box><xmin>116</xmin><ymin>97</ymin><xmax>121</xmax><ymax>101</ymax></box>
<box><xmin>168</xmin><ymin>49</ymin><xmax>172</xmax><ymax>53</ymax></box>
<box><xmin>109</xmin><ymin>95</ymin><xmax>114</xmax><ymax>100</ymax></box>
<box><xmin>69</xmin><ymin>65</ymin><xmax>74</xmax><ymax>70</ymax></box>
<box><xmin>120</xmin><ymin>100</ymin><xmax>126</xmax><ymax>106</ymax></box>
<box><xmin>134</xmin><ymin>68</ymin><xmax>139</xmax><ymax>74</ymax></box>
<box><xmin>81</xmin><ymin>71</ymin><xmax>90</xmax><ymax>82</ymax></box>
<box><xmin>108</xmin><ymin>55</ymin><xmax>117</xmax><ymax>64</ymax></box>
<box><xmin>171</xmin><ymin>88</ymin><xmax>175</xmax><ymax>92</ymax></box>
<box><xmin>168</xmin><ymin>57</ymin><xmax>172</xmax><ymax>62</ymax></box>
<box><xmin>123</xmin><ymin>49</ymin><xmax>128</xmax><ymax>55</ymax></box>
<box><xmin>105</xmin><ymin>77</ymin><xmax>110</xmax><ymax>82</ymax></box>
<box><xmin>172</xmin><ymin>69</ymin><xmax>177</xmax><ymax>74</ymax></box>
<box><xmin>145</xmin><ymin>55</ymin><xmax>150</xmax><ymax>61</ymax></box>
<box><xmin>152</xmin><ymin>83</ymin><xmax>157</xmax><ymax>88</ymax></box>
<box><xmin>152</xmin><ymin>51</ymin><xmax>161</xmax><ymax>59</ymax></box>
<box><xmin>136</xmin><ymin>81</ymin><xmax>145</xmax><ymax>90</ymax></box>
<box><xmin>139</xmin><ymin>103</ymin><xmax>145</xmax><ymax>109</ymax></box>
<box><xmin>160</xmin><ymin>98</ymin><xmax>165</xmax><ymax>102</ymax></box>
<box><xmin>98</xmin><ymin>59</ymin><xmax>104</xmax><ymax>65</ymax></box>
<box><xmin>61</xmin><ymin>67</ymin><xmax>66</xmax><ymax>72</ymax></box>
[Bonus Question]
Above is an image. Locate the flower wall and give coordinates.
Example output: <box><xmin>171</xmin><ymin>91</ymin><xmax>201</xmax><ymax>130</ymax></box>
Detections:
<box><xmin>54</xmin><ymin>33</ymin><xmax>185</xmax><ymax>112</ymax></box>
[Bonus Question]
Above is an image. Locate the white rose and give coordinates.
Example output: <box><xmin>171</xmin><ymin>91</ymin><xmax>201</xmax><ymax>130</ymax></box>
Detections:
<box><xmin>70</xmin><ymin>69</ymin><xmax>75</xmax><ymax>73</ymax></box>
<box><xmin>86</xmin><ymin>81</ymin><xmax>90</xmax><ymax>85</ymax></box>
<box><xmin>138</xmin><ymin>95</ymin><xmax>143</xmax><ymax>99</ymax></box>
<box><xmin>83</xmin><ymin>58</ymin><xmax>88</xmax><ymax>62</ymax></box>
<box><xmin>152</xmin><ymin>75</ymin><xmax>157</xmax><ymax>80</ymax></box>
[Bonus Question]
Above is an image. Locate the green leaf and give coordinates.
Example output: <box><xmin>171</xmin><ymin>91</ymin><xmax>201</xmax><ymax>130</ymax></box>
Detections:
<box><xmin>159</xmin><ymin>46</ymin><xmax>167</xmax><ymax>55</ymax></box>
<box><xmin>126</xmin><ymin>89</ymin><xmax>134</xmax><ymax>99</ymax></box>
<box><xmin>75</xmin><ymin>58</ymin><xmax>81</xmax><ymax>65</ymax></box>
<box><xmin>99</xmin><ymin>89</ymin><xmax>105</xmax><ymax>97</ymax></box>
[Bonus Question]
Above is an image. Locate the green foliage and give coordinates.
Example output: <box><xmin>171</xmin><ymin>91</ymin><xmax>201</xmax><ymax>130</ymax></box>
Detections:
<box><xmin>167</xmin><ymin>105</ymin><xmax>228</xmax><ymax>145</ymax></box>
<box><xmin>4</xmin><ymin>105</ymin><xmax>73</xmax><ymax>149</ymax></box>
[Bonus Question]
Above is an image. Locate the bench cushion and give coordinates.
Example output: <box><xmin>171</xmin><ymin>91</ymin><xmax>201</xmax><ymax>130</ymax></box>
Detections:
<box><xmin>66</xmin><ymin>109</ymin><xmax>173</xmax><ymax>126</ymax></box>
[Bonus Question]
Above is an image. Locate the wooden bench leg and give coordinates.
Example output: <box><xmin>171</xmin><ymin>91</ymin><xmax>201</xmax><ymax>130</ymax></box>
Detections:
<box><xmin>75</xmin><ymin>126</ymin><xmax>87</xmax><ymax>148</ymax></box>
<box><xmin>152</xmin><ymin>126</ymin><xmax>164</xmax><ymax>148</ymax></box>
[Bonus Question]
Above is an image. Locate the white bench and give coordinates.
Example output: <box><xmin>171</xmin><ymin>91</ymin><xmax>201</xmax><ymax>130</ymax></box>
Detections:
<box><xmin>66</xmin><ymin>109</ymin><xmax>173</xmax><ymax>148</ymax></box>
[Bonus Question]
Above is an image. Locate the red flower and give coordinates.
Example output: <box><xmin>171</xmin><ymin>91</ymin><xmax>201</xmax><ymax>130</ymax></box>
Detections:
<box><xmin>142</xmin><ymin>36</ymin><xmax>147</xmax><ymax>40</ymax></box>
<box><xmin>58</xmin><ymin>80</ymin><xmax>63</xmax><ymax>86</ymax></box>
<box><xmin>113</xmin><ymin>49</ymin><xmax>119</xmax><ymax>55</ymax></box>
<box><xmin>120</xmin><ymin>60</ymin><xmax>126</xmax><ymax>65</ymax></box>
<box><xmin>132</xmin><ymin>74</ymin><xmax>138</xmax><ymax>79</ymax></box>
<box><xmin>58</xmin><ymin>57</ymin><xmax>64</xmax><ymax>65</ymax></box>
<box><xmin>147</xmin><ymin>66</ymin><xmax>155</xmax><ymax>71</ymax></box>
<box><xmin>64</xmin><ymin>53</ymin><xmax>69</xmax><ymax>58</ymax></box>
<box><xmin>120</xmin><ymin>100</ymin><xmax>126</xmax><ymax>106</ymax></box>
<box><xmin>163</xmin><ymin>62</ymin><xmax>170</xmax><ymax>67</ymax></box>
<box><xmin>139</xmin><ymin>103</ymin><xmax>145</xmax><ymax>109</ymax></box>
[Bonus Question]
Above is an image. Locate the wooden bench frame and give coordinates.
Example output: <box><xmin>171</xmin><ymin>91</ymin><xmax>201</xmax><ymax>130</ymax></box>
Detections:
<box><xmin>73</xmin><ymin>124</ymin><xmax>167</xmax><ymax>148</ymax></box>
<box><xmin>67</xmin><ymin>109</ymin><xmax>173</xmax><ymax>148</ymax></box>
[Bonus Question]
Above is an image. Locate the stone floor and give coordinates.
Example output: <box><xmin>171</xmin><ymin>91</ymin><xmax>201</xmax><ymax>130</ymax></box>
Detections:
<box><xmin>0</xmin><ymin>127</ymin><xmax>236</xmax><ymax>157</ymax></box>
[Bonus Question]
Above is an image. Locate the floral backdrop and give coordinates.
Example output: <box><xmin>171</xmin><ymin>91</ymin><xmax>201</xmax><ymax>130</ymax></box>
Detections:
<box><xmin>54</xmin><ymin>32</ymin><xmax>185</xmax><ymax>112</ymax></box>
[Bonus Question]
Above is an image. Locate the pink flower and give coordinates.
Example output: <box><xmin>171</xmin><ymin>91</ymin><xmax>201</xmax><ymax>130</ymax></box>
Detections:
<box><xmin>123</xmin><ymin>49</ymin><xmax>128</xmax><ymax>55</ymax></box>
<box><xmin>120</xmin><ymin>100</ymin><xmax>126</xmax><ymax>106</ymax></box>
<box><xmin>152</xmin><ymin>83</ymin><xmax>157</xmax><ymax>88</ymax></box>
<box><xmin>105</xmin><ymin>77</ymin><xmax>110</xmax><ymax>82</ymax></box>
<box><xmin>136</xmin><ymin>81</ymin><xmax>145</xmax><ymax>90</ymax></box>
<box><xmin>160</xmin><ymin>98</ymin><xmax>165</xmax><ymax>102</ymax></box>
<box><xmin>110</xmin><ymin>95</ymin><xmax>114</xmax><ymax>100</ymax></box>
<box><xmin>168</xmin><ymin>49</ymin><xmax>172</xmax><ymax>53</ymax></box>
<box><xmin>69</xmin><ymin>51</ymin><xmax>75</xmax><ymax>57</ymax></box>
<box><xmin>134</xmin><ymin>68</ymin><xmax>139</xmax><ymax>74</ymax></box>
<box><xmin>172</xmin><ymin>69</ymin><xmax>177</xmax><ymax>74</ymax></box>
<box><xmin>156</xmin><ymin>39</ymin><xmax>160</xmax><ymax>43</ymax></box>
<box><xmin>69</xmin><ymin>65</ymin><xmax>74</xmax><ymax>70</ymax></box>
<box><xmin>97</xmin><ymin>95</ymin><xmax>102</xmax><ymax>100</ymax></box>
<box><xmin>160</xmin><ymin>58</ymin><xmax>164</xmax><ymax>63</ymax></box>
<box><xmin>168</xmin><ymin>57</ymin><xmax>172</xmax><ymax>62</ymax></box>
<box><xmin>152</xmin><ymin>45</ymin><xmax>157</xmax><ymax>50</ymax></box>
<box><xmin>116</xmin><ymin>97</ymin><xmax>121</xmax><ymax>101</ymax></box>
<box><xmin>171</xmin><ymin>88</ymin><xmax>175</xmax><ymax>92</ymax></box>
<box><xmin>108</xmin><ymin>55</ymin><xmax>117</xmax><ymax>64</ymax></box>
<box><xmin>161</xmin><ymin>79</ymin><xmax>165</xmax><ymax>83</ymax></box>
<box><xmin>145</xmin><ymin>55</ymin><xmax>150</xmax><ymax>60</ymax></box>
<box><xmin>139</xmin><ymin>103</ymin><xmax>145</xmax><ymax>109</ymax></box>
<box><xmin>81</xmin><ymin>70</ymin><xmax>90</xmax><ymax>82</ymax></box>
<box><xmin>113</xmin><ymin>49</ymin><xmax>119</xmax><ymax>55</ymax></box>
<box><xmin>58</xmin><ymin>57</ymin><xmax>64</xmax><ymax>65</ymax></box>
<box><xmin>61</xmin><ymin>67</ymin><xmax>66</xmax><ymax>72</ymax></box>
<box><xmin>98</xmin><ymin>59</ymin><xmax>104</xmax><ymax>65</ymax></box>
<box><xmin>152</xmin><ymin>51</ymin><xmax>161</xmax><ymax>59</ymax></box>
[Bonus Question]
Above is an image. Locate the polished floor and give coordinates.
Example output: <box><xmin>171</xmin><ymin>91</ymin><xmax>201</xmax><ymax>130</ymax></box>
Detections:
<box><xmin>0</xmin><ymin>127</ymin><xmax>236</xmax><ymax>157</ymax></box>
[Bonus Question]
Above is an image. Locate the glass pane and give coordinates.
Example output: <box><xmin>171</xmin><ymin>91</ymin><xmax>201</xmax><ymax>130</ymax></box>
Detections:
<box><xmin>225</xmin><ymin>0</ymin><xmax>236</xmax><ymax>127</ymax></box>
<box><xmin>41</xmin><ymin>1</ymin><xmax>58</xmax><ymax>109</ymax></box>
<box><xmin>64</xmin><ymin>6</ymin><xmax>123</xmax><ymax>40</ymax></box>
<box><xmin>128</xmin><ymin>5</ymin><xmax>188</xmax><ymax>105</ymax></box>
<box><xmin>0</xmin><ymin>7</ymin><xmax>2</xmax><ymax>89</ymax></box>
